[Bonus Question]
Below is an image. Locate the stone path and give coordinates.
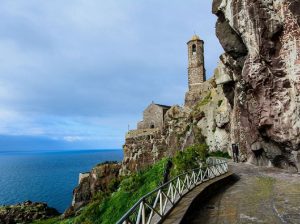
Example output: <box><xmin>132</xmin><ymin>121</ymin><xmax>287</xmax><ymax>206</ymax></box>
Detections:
<box><xmin>162</xmin><ymin>172</ymin><xmax>233</xmax><ymax>224</ymax></box>
<box><xmin>189</xmin><ymin>162</ymin><xmax>300</xmax><ymax>224</ymax></box>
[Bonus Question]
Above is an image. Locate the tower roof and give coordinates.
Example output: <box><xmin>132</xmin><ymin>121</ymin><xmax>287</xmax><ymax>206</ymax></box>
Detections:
<box><xmin>191</xmin><ymin>34</ymin><xmax>200</xmax><ymax>41</ymax></box>
<box><xmin>187</xmin><ymin>34</ymin><xmax>203</xmax><ymax>44</ymax></box>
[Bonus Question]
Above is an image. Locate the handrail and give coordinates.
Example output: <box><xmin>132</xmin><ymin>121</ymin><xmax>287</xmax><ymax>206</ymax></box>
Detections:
<box><xmin>116</xmin><ymin>157</ymin><xmax>228</xmax><ymax>224</ymax></box>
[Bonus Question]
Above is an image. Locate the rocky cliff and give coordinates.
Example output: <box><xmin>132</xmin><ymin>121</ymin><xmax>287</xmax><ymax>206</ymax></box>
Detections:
<box><xmin>122</xmin><ymin>0</ymin><xmax>300</xmax><ymax>173</ymax></box>
<box><xmin>213</xmin><ymin>0</ymin><xmax>300</xmax><ymax>170</ymax></box>
<box><xmin>64</xmin><ymin>162</ymin><xmax>121</xmax><ymax>217</ymax></box>
<box><xmin>0</xmin><ymin>201</ymin><xmax>59</xmax><ymax>224</ymax></box>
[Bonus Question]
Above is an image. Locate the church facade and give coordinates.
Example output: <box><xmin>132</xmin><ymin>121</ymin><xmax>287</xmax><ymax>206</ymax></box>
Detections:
<box><xmin>137</xmin><ymin>103</ymin><xmax>171</xmax><ymax>130</ymax></box>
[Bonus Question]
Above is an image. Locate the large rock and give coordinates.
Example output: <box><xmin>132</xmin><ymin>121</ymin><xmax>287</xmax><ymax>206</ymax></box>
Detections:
<box><xmin>213</xmin><ymin>0</ymin><xmax>300</xmax><ymax>167</ymax></box>
<box><xmin>64</xmin><ymin>162</ymin><xmax>121</xmax><ymax>217</ymax></box>
<box><xmin>0</xmin><ymin>201</ymin><xmax>59</xmax><ymax>224</ymax></box>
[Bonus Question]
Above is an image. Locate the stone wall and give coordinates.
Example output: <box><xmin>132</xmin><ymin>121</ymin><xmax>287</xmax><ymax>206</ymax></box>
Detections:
<box><xmin>121</xmin><ymin>129</ymin><xmax>168</xmax><ymax>175</ymax></box>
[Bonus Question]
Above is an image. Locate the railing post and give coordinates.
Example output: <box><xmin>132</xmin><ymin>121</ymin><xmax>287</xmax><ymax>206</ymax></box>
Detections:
<box><xmin>159</xmin><ymin>189</ymin><xmax>163</xmax><ymax>215</ymax></box>
<box><xmin>142</xmin><ymin>201</ymin><xmax>146</xmax><ymax>224</ymax></box>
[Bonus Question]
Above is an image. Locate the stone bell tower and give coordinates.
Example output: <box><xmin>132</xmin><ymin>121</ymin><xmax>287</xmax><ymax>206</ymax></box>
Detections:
<box><xmin>187</xmin><ymin>34</ymin><xmax>206</xmax><ymax>91</ymax></box>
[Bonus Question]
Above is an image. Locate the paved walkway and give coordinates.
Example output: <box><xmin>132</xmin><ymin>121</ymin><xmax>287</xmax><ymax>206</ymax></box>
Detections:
<box><xmin>162</xmin><ymin>172</ymin><xmax>234</xmax><ymax>224</ymax></box>
<box><xmin>189</xmin><ymin>162</ymin><xmax>300</xmax><ymax>224</ymax></box>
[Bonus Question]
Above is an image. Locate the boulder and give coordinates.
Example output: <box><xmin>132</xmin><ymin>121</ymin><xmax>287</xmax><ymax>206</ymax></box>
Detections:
<box><xmin>0</xmin><ymin>201</ymin><xmax>59</xmax><ymax>224</ymax></box>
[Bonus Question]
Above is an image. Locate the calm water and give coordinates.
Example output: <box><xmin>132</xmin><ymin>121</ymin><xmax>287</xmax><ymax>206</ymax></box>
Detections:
<box><xmin>0</xmin><ymin>149</ymin><xmax>123</xmax><ymax>213</ymax></box>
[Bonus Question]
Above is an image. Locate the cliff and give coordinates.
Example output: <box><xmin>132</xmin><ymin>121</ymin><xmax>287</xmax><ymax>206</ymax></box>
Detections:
<box><xmin>65</xmin><ymin>0</ymin><xmax>300</xmax><ymax>218</ymax></box>
<box><xmin>0</xmin><ymin>201</ymin><xmax>59</xmax><ymax>224</ymax></box>
<box><xmin>213</xmin><ymin>0</ymin><xmax>300</xmax><ymax>169</ymax></box>
<box><xmin>64</xmin><ymin>162</ymin><xmax>121</xmax><ymax>217</ymax></box>
<box><xmin>122</xmin><ymin>0</ymin><xmax>300</xmax><ymax>173</ymax></box>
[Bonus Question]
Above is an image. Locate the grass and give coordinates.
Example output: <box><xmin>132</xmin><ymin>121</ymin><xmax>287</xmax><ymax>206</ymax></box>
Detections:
<box><xmin>196</xmin><ymin>92</ymin><xmax>212</xmax><ymax>108</ymax></box>
<box><xmin>32</xmin><ymin>217</ymin><xmax>68</xmax><ymax>224</ymax></box>
<box><xmin>71</xmin><ymin>159</ymin><xmax>167</xmax><ymax>224</ymax></box>
<box><xmin>191</xmin><ymin>92</ymin><xmax>211</xmax><ymax>120</ymax></box>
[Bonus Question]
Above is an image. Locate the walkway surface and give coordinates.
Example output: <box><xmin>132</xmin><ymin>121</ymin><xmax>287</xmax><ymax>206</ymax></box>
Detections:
<box><xmin>189</xmin><ymin>162</ymin><xmax>300</xmax><ymax>224</ymax></box>
<box><xmin>162</xmin><ymin>172</ymin><xmax>233</xmax><ymax>224</ymax></box>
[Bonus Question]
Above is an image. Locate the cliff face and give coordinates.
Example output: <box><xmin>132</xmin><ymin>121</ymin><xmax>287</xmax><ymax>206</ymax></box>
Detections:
<box><xmin>122</xmin><ymin>0</ymin><xmax>300</xmax><ymax>173</ymax></box>
<box><xmin>64</xmin><ymin>162</ymin><xmax>121</xmax><ymax>217</ymax></box>
<box><xmin>0</xmin><ymin>201</ymin><xmax>59</xmax><ymax>224</ymax></box>
<box><xmin>213</xmin><ymin>0</ymin><xmax>300</xmax><ymax>169</ymax></box>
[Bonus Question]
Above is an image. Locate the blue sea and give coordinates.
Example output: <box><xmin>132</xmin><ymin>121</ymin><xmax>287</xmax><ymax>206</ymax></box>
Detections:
<box><xmin>0</xmin><ymin>149</ymin><xmax>123</xmax><ymax>213</ymax></box>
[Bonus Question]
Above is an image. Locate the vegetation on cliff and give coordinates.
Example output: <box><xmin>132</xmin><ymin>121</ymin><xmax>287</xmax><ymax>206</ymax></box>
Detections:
<box><xmin>35</xmin><ymin>159</ymin><xmax>167</xmax><ymax>224</ymax></box>
<box><xmin>73</xmin><ymin>158</ymin><xmax>167</xmax><ymax>224</ymax></box>
<box><xmin>172</xmin><ymin>143</ymin><xmax>208</xmax><ymax>175</ymax></box>
<box><xmin>0</xmin><ymin>201</ymin><xmax>59</xmax><ymax>224</ymax></box>
<box><xmin>34</xmin><ymin>143</ymin><xmax>233</xmax><ymax>224</ymax></box>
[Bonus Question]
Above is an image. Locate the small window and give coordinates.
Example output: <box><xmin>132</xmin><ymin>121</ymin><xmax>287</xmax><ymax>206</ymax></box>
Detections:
<box><xmin>150</xmin><ymin>124</ymin><xmax>155</xmax><ymax>129</ymax></box>
<box><xmin>192</xmin><ymin>44</ymin><xmax>196</xmax><ymax>55</ymax></box>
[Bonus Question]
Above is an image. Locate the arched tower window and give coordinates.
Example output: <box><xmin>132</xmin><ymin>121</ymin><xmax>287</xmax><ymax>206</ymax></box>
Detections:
<box><xmin>150</xmin><ymin>124</ymin><xmax>155</xmax><ymax>129</ymax></box>
<box><xmin>192</xmin><ymin>44</ymin><xmax>196</xmax><ymax>55</ymax></box>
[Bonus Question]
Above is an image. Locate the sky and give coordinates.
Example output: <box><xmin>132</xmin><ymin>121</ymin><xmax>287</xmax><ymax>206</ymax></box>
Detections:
<box><xmin>0</xmin><ymin>0</ymin><xmax>223</xmax><ymax>151</ymax></box>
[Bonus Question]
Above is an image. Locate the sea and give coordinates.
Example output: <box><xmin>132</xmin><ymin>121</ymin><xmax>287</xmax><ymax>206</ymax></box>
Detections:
<box><xmin>0</xmin><ymin>149</ymin><xmax>123</xmax><ymax>213</ymax></box>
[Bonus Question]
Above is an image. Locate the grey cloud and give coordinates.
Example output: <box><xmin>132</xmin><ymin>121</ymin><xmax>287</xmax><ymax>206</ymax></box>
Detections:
<box><xmin>0</xmin><ymin>0</ymin><xmax>223</xmax><ymax>148</ymax></box>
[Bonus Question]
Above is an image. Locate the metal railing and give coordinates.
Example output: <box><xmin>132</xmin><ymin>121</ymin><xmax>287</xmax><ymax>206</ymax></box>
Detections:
<box><xmin>116</xmin><ymin>158</ymin><xmax>228</xmax><ymax>224</ymax></box>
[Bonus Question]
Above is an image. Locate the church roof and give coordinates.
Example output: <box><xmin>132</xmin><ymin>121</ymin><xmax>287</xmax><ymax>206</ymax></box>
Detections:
<box><xmin>154</xmin><ymin>103</ymin><xmax>171</xmax><ymax>109</ymax></box>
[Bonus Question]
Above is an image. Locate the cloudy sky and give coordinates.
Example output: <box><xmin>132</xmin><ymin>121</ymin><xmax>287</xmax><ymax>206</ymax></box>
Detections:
<box><xmin>0</xmin><ymin>0</ymin><xmax>223</xmax><ymax>150</ymax></box>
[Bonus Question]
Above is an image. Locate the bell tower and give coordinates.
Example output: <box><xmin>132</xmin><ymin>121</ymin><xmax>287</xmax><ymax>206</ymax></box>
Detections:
<box><xmin>187</xmin><ymin>35</ymin><xmax>205</xmax><ymax>90</ymax></box>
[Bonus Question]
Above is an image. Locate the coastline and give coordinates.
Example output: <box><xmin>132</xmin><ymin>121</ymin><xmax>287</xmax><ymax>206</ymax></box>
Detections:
<box><xmin>0</xmin><ymin>149</ymin><xmax>123</xmax><ymax>212</ymax></box>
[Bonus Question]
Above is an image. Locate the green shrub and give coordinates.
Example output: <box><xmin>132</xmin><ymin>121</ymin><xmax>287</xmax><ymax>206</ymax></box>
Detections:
<box><xmin>212</xmin><ymin>125</ymin><xmax>216</xmax><ymax>133</ymax></box>
<box><xmin>173</xmin><ymin>144</ymin><xmax>209</xmax><ymax>174</ymax></box>
<box><xmin>96</xmin><ymin>161</ymin><xmax>118</xmax><ymax>167</ymax></box>
<box><xmin>108</xmin><ymin>178</ymin><xmax>121</xmax><ymax>193</ymax></box>
<box><xmin>209</xmin><ymin>150</ymin><xmax>231</xmax><ymax>159</ymax></box>
<box><xmin>91</xmin><ymin>191</ymin><xmax>107</xmax><ymax>202</ymax></box>
<box><xmin>218</xmin><ymin>100</ymin><xmax>223</xmax><ymax>107</ymax></box>
<box><xmin>32</xmin><ymin>217</ymin><xmax>61</xmax><ymax>224</ymax></box>
<box><xmin>197</xmin><ymin>92</ymin><xmax>212</xmax><ymax>107</ymax></box>
<box><xmin>120</xmin><ymin>174</ymin><xmax>143</xmax><ymax>193</ymax></box>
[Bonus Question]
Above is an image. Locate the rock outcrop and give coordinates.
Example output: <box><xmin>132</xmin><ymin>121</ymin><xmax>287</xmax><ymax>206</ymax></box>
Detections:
<box><xmin>0</xmin><ymin>201</ymin><xmax>59</xmax><ymax>224</ymax></box>
<box><xmin>64</xmin><ymin>162</ymin><xmax>121</xmax><ymax>217</ymax></box>
<box><xmin>213</xmin><ymin>0</ymin><xmax>300</xmax><ymax>169</ymax></box>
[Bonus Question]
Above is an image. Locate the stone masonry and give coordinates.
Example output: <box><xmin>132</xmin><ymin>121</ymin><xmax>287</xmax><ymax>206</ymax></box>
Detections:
<box><xmin>137</xmin><ymin>103</ymin><xmax>171</xmax><ymax>130</ymax></box>
<box><xmin>185</xmin><ymin>35</ymin><xmax>207</xmax><ymax>107</ymax></box>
